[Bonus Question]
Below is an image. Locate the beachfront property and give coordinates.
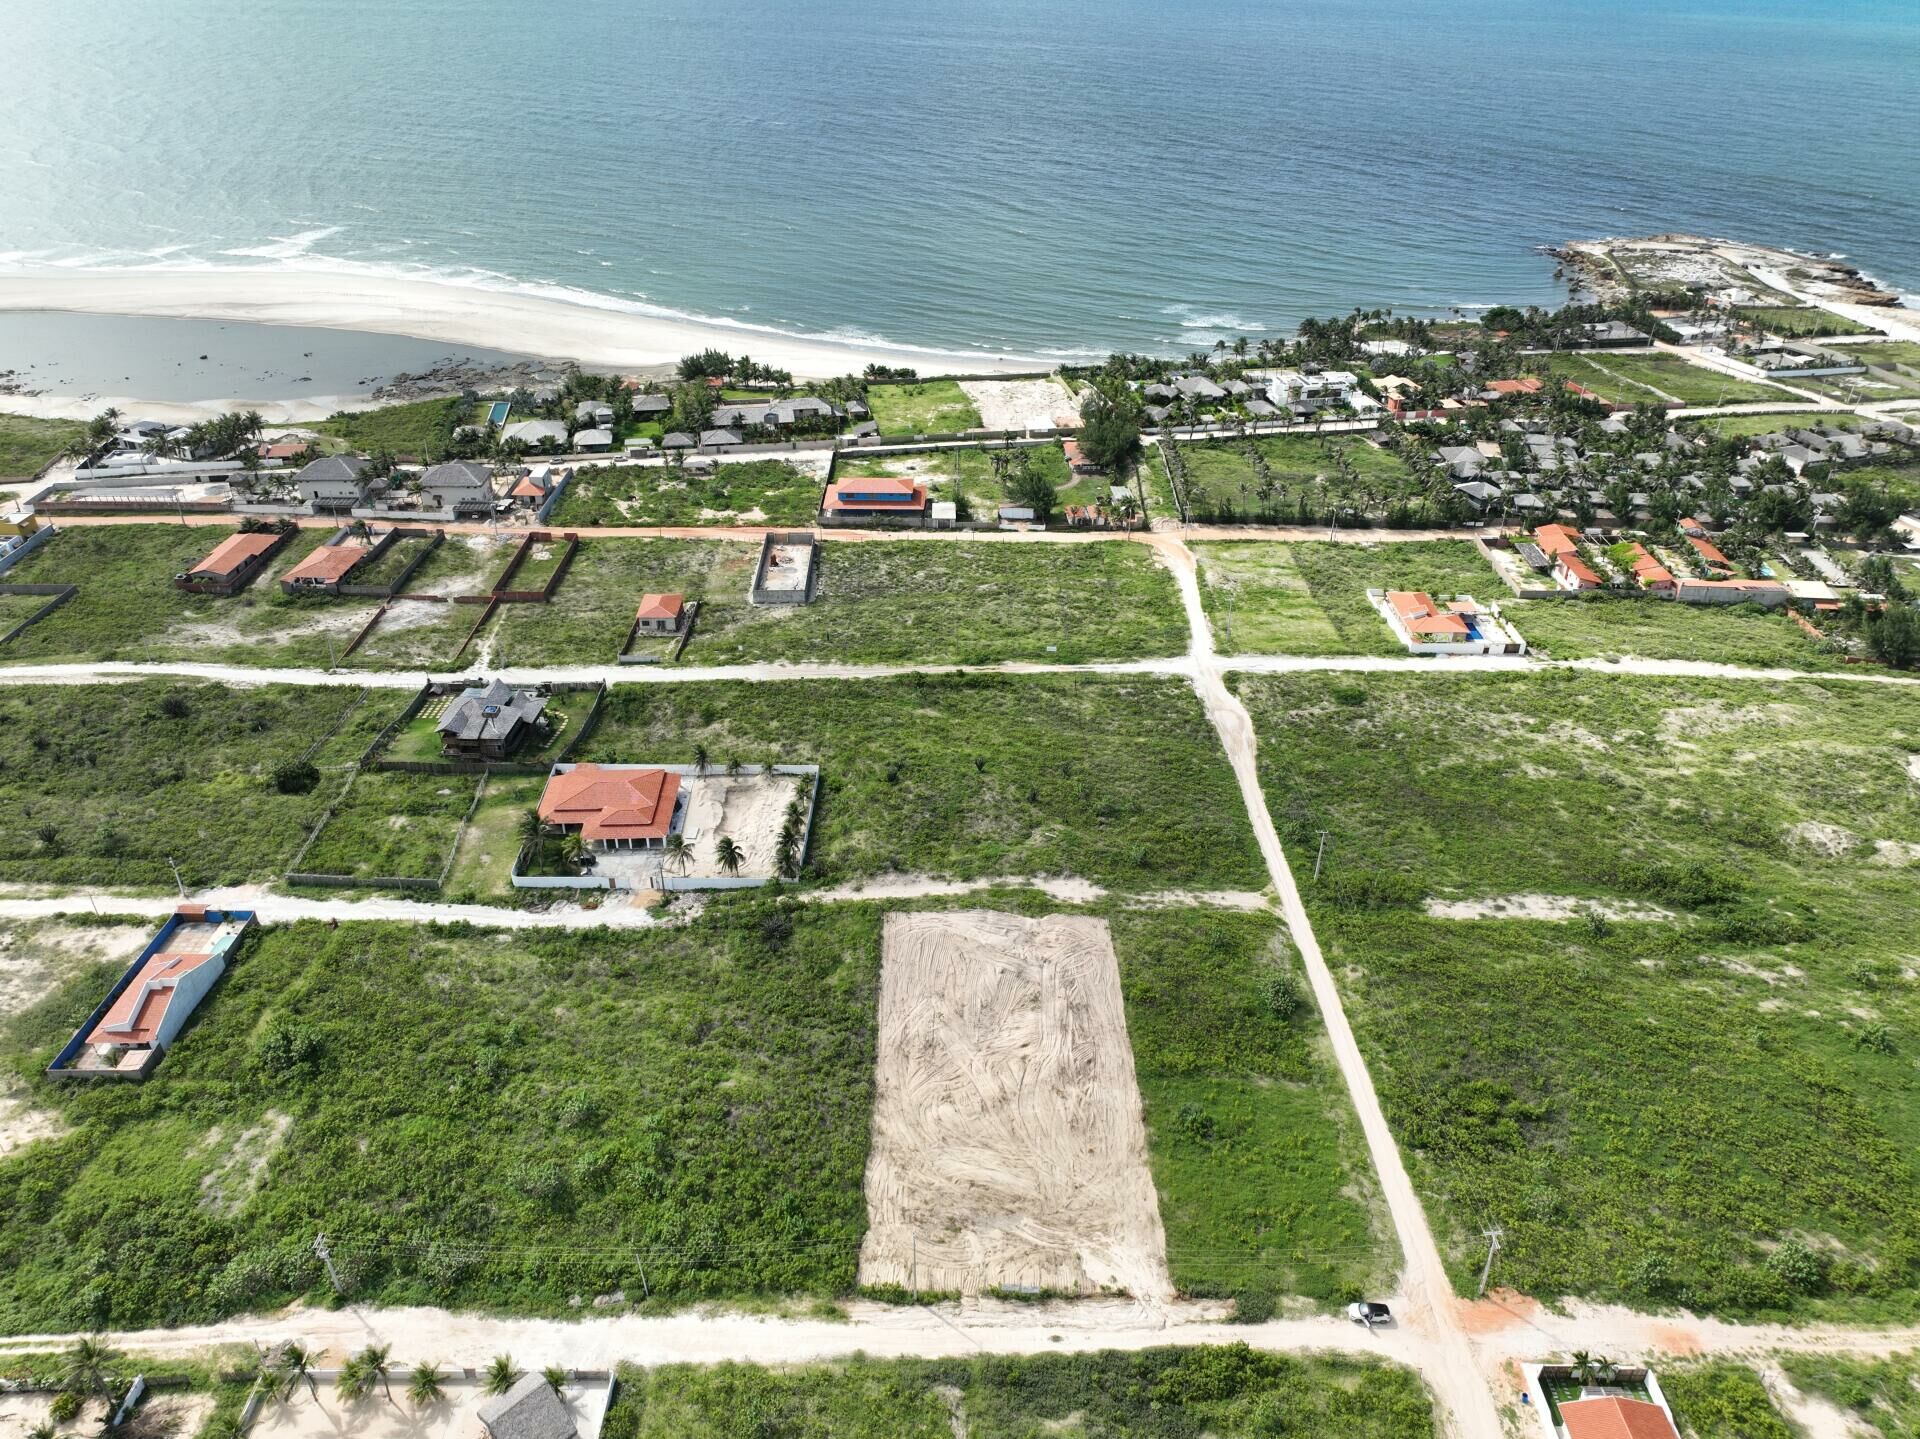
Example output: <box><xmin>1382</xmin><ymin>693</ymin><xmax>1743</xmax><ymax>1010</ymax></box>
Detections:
<box><xmin>295</xmin><ymin>454</ymin><xmax>384</xmax><ymax>512</ymax></box>
<box><xmin>479</xmin><ymin>1374</ymin><xmax>578</xmax><ymax>1439</ymax></box>
<box><xmin>436</xmin><ymin>678</ymin><xmax>550</xmax><ymax>760</ymax></box>
<box><xmin>420</xmin><ymin>460</ymin><xmax>496</xmax><ymax>515</ymax></box>
<box><xmin>501</xmin><ymin>418</ymin><xmax>570</xmax><ymax>452</ymax></box>
<box><xmin>627</xmin><ymin>390</ymin><xmax>672</xmax><ymax>420</ymax></box>
<box><xmin>1572</xmin><ymin>319</ymin><xmax>1649</xmax><ymax>347</ymax></box>
<box><xmin>711</xmin><ymin>396</ymin><xmax>842</xmax><ymax>432</ymax></box>
<box><xmin>820</xmin><ymin>474</ymin><xmax>930</xmax><ymax>525</ymax></box>
<box><xmin>574</xmin><ymin>400</ymin><xmax>614</xmax><ymax>429</ymax></box>
<box><xmin>1371</xmin><ymin>589</ymin><xmax>1527</xmax><ymax>656</ymax></box>
<box><xmin>173</xmin><ymin>527</ymin><xmax>291</xmax><ymax>595</ymax></box>
<box><xmin>1265</xmin><ymin>368</ymin><xmax>1370</xmax><ymax>418</ymax></box>
<box><xmin>48</xmin><ymin>907</ymin><xmax>253</xmax><ymax>1080</ymax></box>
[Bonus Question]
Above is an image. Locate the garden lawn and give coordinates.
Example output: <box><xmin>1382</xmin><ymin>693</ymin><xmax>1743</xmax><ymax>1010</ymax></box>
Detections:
<box><xmin>0</xmin><ymin>680</ymin><xmax>398</xmax><ymax>890</ymax></box>
<box><xmin>1170</xmin><ymin>434</ymin><xmax>1413</xmax><ymax>524</ymax></box>
<box><xmin>1512</xmin><ymin>593</ymin><xmax>1840</xmax><ymax>669</ymax></box>
<box><xmin>0</xmin><ymin>908</ymin><xmax>881</xmax><ymax>1329</ymax></box>
<box><xmin>489</xmin><ymin>537</ymin><xmax>1187</xmax><ymax>668</ymax></box>
<box><xmin>579</xmin><ymin>673</ymin><xmax>1267</xmax><ymax>892</ymax></box>
<box><xmin>863</xmin><ymin>380</ymin><xmax>983</xmax><ymax>435</ymax></box>
<box><xmin>1193</xmin><ymin>540</ymin><xmax>1503</xmax><ymax>656</ymax></box>
<box><xmin>601</xmin><ymin>1347</ymin><xmax>1437</xmax><ymax>1439</ymax></box>
<box><xmin>1538</xmin><ymin>352</ymin><xmax>1791</xmax><ymax>406</ymax></box>
<box><xmin>292</xmin><ymin>771</ymin><xmax>480</xmax><ymax>883</ymax></box>
<box><xmin>308</xmin><ymin>397</ymin><xmax>464</xmax><ymax>460</ymax></box>
<box><xmin>0</xmin><ymin>415</ymin><xmax>84</xmax><ymax>477</ymax></box>
<box><xmin>1114</xmin><ymin>910</ymin><xmax>1388</xmax><ymax>1307</ymax></box>
<box><xmin>1737</xmin><ymin>306</ymin><xmax>1878</xmax><ymax>338</ymax></box>
<box><xmin>1234</xmin><ymin>668</ymin><xmax>1920</xmax><ymax>1319</ymax></box>
<box><xmin>443</xmin><ymin>775</ymin><xmax>546</xmax><ymax>900</ymax></box>
<box><xmin>1781</xmin><ymin>1352</ymin><xmax>1920</xmax><ymax>1439</ymax></box>
<box><xmin>548</xmin><ymin>459</ymin><xmax>822</xmax><ymax>526</ymax></box>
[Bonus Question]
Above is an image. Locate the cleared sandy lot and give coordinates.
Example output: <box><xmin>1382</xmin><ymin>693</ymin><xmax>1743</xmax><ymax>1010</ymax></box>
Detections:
<box><xmin>859</xmin><ymin>910</ymin><xmax>1171</xmax><ymax>1301</ymax></box>
<box><xmin>960</xmin><ymin>378</ymin><xmax>1082</xmax><ymax>432</ymax></box>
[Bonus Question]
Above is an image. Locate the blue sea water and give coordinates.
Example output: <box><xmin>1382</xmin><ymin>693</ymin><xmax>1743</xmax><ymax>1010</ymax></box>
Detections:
<box><xmin>1</xmin><ymin>0</ymin><xmax>1915</xmax><ymax>359</ymax></box>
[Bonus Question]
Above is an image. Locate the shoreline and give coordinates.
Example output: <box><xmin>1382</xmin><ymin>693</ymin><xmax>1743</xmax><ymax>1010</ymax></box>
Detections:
<box><xmin>0</xmin><ymin>269</ymin><xmax>1050</xmax><ymax>414</ymax></box>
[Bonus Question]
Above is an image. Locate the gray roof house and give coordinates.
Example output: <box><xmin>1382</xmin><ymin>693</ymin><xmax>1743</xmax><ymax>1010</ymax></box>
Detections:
<box><xmin>436</xmin><ymin>679</ymin><xmax>548</xmax><ymax>760</ymax></box>
<box><xmin>662</xmin><ymin>432</ymin><xmax>696</xmax><ymax>449</ymax></box>
<box><xmin>574</xmin><ymin>427</ymin><xmax>614</xmax><ymax>452</ymax></box>
<box><xmin>294</xmin><ymin>455</ymin><xmax>380</xmax><ymax>511</ymax></box>
<box><xmin>501</xmin><ymin>419</ymin><xmax>569</xmax><ymax>451</ymax></box>
<box><xmin>628</xmin><ymin>392</ymin><xmax>671</xmax><ymax>417</ymax></box>
<box><xmin>1436</xmin><ymin>445</ymin><xmax>1486</xmax><ymax>478</ymax></box>
<box><xmin>699</xmin><ymin>428</ymin><xmax>743</xmax><ymax>449</ymax></box>
<box><xmin>574</xmin><ymin>400</ymin><xmax>614</xmax><ymax>427</ymax></box>
<box><xmin>1173</xmin><ymin>374</ymin><xmax>1228</xmax><ymax>401</ymax></box>
<box><xmin>477</xmin><ymin>1374</ymin><xmax>577</xmax><ymax>1439</ymax></box>
<box><xmin>420</xmin><ymin>461</ymin><xmax>496</xmax><ymax>514</ymax></box>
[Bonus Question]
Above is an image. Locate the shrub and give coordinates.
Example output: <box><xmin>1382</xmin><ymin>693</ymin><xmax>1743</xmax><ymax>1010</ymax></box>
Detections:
<box><xmin>49</xmin><ymin>1394</ymin><xmax>81</xmax><ymax>1423</ymax></box>
<box><xmin>1264</xmin><ymin>973</ymin><xmax>1303</xmax><ymax>1021</ymax></box>
<box><xmin>1766</xmin><ymin>1238</ymin><xmax>1827</xmax><ymax>1295</ymax></box>
<box><xmin>272</xmin><ymin>760</ymin><xmax>320</xmax><ymax>795</ymax></box>
<box><xmin>252</xmin><ymin>1020</ymin><xmax>322</xmax><ymax>1077</ymax></box>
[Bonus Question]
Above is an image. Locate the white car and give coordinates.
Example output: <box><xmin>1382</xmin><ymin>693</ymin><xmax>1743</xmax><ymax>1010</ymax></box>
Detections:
<box><xmin>1347</xmin><ymin>1301</ymin><xmax>1393</xmax><ymax>1328</ymax></box>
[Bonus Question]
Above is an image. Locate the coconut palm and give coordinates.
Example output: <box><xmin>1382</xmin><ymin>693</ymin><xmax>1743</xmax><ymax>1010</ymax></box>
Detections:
<box><xmin>517</xmin><ymin>808</ymin><xmax>545</xmax><ymax>846</ymax></box>
<box><xmin>662</xmin><ymin>832</ymin><xmax>692</xmax><ymax>876</ymax></box>
<box><xmin>63</xmin><ymin>1339</ymin><xmax>114</xmax><ymax>1398</ymax></box>
<box><xmin>556</xmin><ymin>833</ymin><xmax>591</xmax><ymax>874</ymax></box>
<box><xmin>692</xmin><ymin>744</ymin><xmax>710</xmax><ymax>775</ymax></box>
<box><xmin>483</xmin><ymin>1356</ymin><xmax>518</xmax><ymax>1397</ymax></box>
<box><xmin>274</xmin><ymin>1343</ymin><xmax>320</xmax><ymax>1404</ymax></box>
<box><xmin>406</xmin><ymin>1365</ymin><xmax>445</xmax><ymax>1408</ymax></box>
<box><xmin>724</xmin><ymin>755</ymin><xmax>742</xmax><ymax>778</ymax></box>
<box><xmin>355</xmin><ymin>1345</ymin><xmax>394</xmax><ymax>1404</ymax></box>
<box><xmin>714</xmin><ymin>835</ymin><xmax>744</xmax><ymax>876</ymax></box>
<box><xmin>542</xmin><ymin>1367</ymin><xmax>568</xmax><ymax>1395</ymax></box>
<box><xmin>334</xmin><ymin>1356</ymin><xmax>371</xmax><ymax>1403</ymax></box>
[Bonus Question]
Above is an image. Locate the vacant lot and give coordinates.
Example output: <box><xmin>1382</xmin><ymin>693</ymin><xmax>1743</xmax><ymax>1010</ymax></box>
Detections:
<box><xmin>1832</xmin><ymin>339</ymin><xmax>1920</xmax><ymax>370</ymax></box>
<box><xmin>861</xmin><ymin>911</ymin><xmax>1169</xmax><ymax>1300</ymax></box>
<box><xmin>863</xmin><ymin>380</ymin><xmax>983</xmax><ymax>435</ymax></box>
<box><xmin>309</xmin><ymin>396</ymin><xmax>464</xmax><ymax>459</ymax></box>
<box><xmin>0</xmin><ymin>415</ymin><xmax>84</xmax><ymax>477</ymax></box>
<box><xmin>0</xmin><ymin>680</ymin><xmax>396</xmax><ymax>890</ymax></box>
<box><xmin>1236</xmin><ymin>669</ymin><xmax>1920</xmax><ymax>1317</ymax></box>
<box><xmin>1737</xmin><ymin>305</ymin><xmax>1878</xmax><ymax>338</ymax></box>
<box><xmin>1114</xmin><ymin>908</ymin><xmax>1388</xmax><ymax>1306</ymax></box>
<box><xmin>602</xmin><ymin>1347</ymin><xmax>1437</xmax><ymax>1439</ymax></box>
<box><xmin>1513</xmin><ymin>593</ymin><xmax>1840</xmax><ymax>670</ymax></box>
<box><xmin>1658</xmin><ymin>1364</ymin><xmax>1795</xmax><ymax>1439</ymax></box>
<box><xmin>1165</xmin><ymin>434</ymin><xmax>1413</xmax><ymax>524</ymax></box>
<box><xmin>1537</xmin><ymin>351</ymin><xmax>1789</xmax><ymax>406</ymax></box>
<box><xmin>443</xmin><ymin>775</ymin><xmax>545</xmax><ymax>900</ymax></box>
<box><xmin>1194</xmin><ymin>540</ymin><xmax>1504</xmax><ymax>655</ymax></box>
<box><xmin>490</xmin><ymin>536</ymin><xmax>1187</xmax><ymax>668</ymax></box>
<box><xmin>1686</xmin><ymin>412</ymin><xmax>1859</xmax><ymax>439</ymax></box>
<box><xmin>293</xmin><ymin>771</ymin><xmax>480</xmax><ymax>883</ymax></box>
<box><xmin>0</xmin><ymin>908</ymin><xmax>881</xmax><ymax>1329</ymax></box>
<box><xmin>549</xmin><ymin>458</ymin><xmax>824</xmax><ymax>527</ymax></box>
<box><xmin>580</xmin><ymin>674</ymin><xmax>1266</xmax><ymax>892</ymax></box>
<box><xmin>834</xmin><ymin>441</ymin><xmax>1079</xmax><ymax>511</ymax></box>
<box><xmin>1781</xmin><ymin>1352</ymin><xmax>1920</xmax><ymax>1439</ymax></box>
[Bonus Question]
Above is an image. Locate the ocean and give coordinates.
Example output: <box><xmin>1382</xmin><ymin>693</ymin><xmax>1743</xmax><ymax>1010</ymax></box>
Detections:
<box><xmin>1</xmin><ymin>0</ymin><xmax>1916</xmax><ymax>360</ymax></box>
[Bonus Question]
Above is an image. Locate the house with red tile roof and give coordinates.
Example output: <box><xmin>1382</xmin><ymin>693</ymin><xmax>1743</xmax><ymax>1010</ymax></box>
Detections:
<box><xmin>1534</xmin><ymin>523</ymin><xmax>1583</xmax><ymax>559</ymax></box>
<box><xmin>820</xmin><ymin>475</ymin><xmax>929</xmax><ymax>524</ymax></box>
<box><xmin>280</xmin><ymin>540</ymin><xmax>369</xmax><ymax>592</ymax></box>
<box><xmin>175</xmin><ymin>529</ymin><xmax>290</xmax><ymax>596</ymax></box>
<box><xmin>1554</xmin><ymin>552</ymin><xmax>1605</xmax><ymax>591</ymax></box>
<box><xmin>1372</xmin><ymin>589</ymin><xmax>1527</xmax><ymax>655</ymax></box>
<box><xmin>538</xmin><ymin>763</ymin><xmax>685</xmax><ymax>850</ymax></box>
<box><xmin>1685</xmin><ymin>534</ymin><xmax>1732</xmax><ymax>571</ymax></box>
<box><xmin>1624</xmin><ymin>542</ymin><xmax>1676</xmax><ymax>595</ymax></box>
<box><xmin>633</xmin><ymin>593</ymin><xmax>686</xmax><ymax>636</ymax></box>
<box><xmin>51</xmin><ymin>908</ymin><xmax>253</xmax><ymax>1080</ymax></box>
<box><xmin>1558</xmin><ymin>1396</ymin><xmax>1680</xmax><ymax>1439</ymax></box>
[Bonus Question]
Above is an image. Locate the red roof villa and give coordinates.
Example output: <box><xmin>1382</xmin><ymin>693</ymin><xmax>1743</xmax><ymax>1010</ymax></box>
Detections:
<box><xmin>821</xmin><ymin>475</ymin><xmax>928</xmax><ymax>522</ymax></box>
<box><xmin>175</xmin><ymin>530</ymin><xmax>287</xmax><ymax>596</ymax></box>
<box><xmin>537</xmin><ymin>763</ymin><xmax>685</xmax><ymax>850</ymax></box>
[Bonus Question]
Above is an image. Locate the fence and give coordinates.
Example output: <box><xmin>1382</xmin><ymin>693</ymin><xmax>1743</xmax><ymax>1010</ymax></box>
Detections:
<box><xmin>336</xmin><ymin>527</ymin><xmax>445</xmax><ymax>598</ymax></box>
<box><xmin>0</xmin><ymin>522</ymin><xmax>58</xmax><ymax>576</ymax></box>
<box><xmin>365</xmin><ymin>681</ymin><xmax>607</xmax><ymax>775</ymax></box>
<box><xmin>0</xmin><ymin>582</ymin><xmax>79</xmax><ymax>644</ymax></box>
<box><xmin>534</xmin><ymin>472</ymin><xmax>570</xmax><ymax>524</ymax></box>
<box><xmin>750</xmin><ymin>531</ymin><xmax>818</xmax><ymax>605</ymax></box>
<box><xmin>287</xmin><ymin>773</ymin><xmax>486</xmax><ymax>893</ymax></box>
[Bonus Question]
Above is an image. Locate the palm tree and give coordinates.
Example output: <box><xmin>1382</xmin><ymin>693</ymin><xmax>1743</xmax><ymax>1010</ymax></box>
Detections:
<box><xmin>406</xmin><ymin>1365</ymin><xmax>445</xmax><ymax>1408</ymax></box>
<box><xmin>542</xmin><ymin>1366</ymin><xmax>568</xmax><ymax>1395</ymax></box>
<box><xmin>356</xmin><ymin>1345</ymin><xmax>394</xmax><ymax>1404</ymax></box>
<box><xmin>275</xmin><ymin>1343</ymin><xmax>320</xmax><ymax>1404</ymax></box>
<box><xmin>714</xmin><ymin>835</ymin><xmax>744</xmax><ymax>877</ymax></box>
<box><xmin>334</xmin><ymin>1356</ymin><xmax>371</xmax><ymax>1404</ymax></box>
<box><xmin>63</xmin><ymin>1338</ymin><xmax>114</xmax><ymax>1398</ymax></box>
<box><xmin>556</xmin><ymin>833</ymin><xmax>590</xmax><ymax>874</ymax></box>
<box><xmin>724</xmin><ymin>755</ymin><xmax>742</xmax><ymax>778</ymax></box>
<box><xmin>484</xmin><ymin>1356</ymin><xmax>518</xmax><ymax>1397</ymax></box>
<box><xmin>29</xmin><ymin>1424</ymin><xmax>56</xmax><ymax>1439</ymax></box>
<box><xmin>692</xmin><ymin>744</ymin><xmax>710</xmax><ymax>776</ymax></box>
<box><xmin>662</xmin><ymin>832</ymin><xmax>692</xmax><ymax>876</ymax></box>
<box><xmin>517</xmin><ymin>808</ymin><xmax>545</xmax><ymax>847</ymax></box>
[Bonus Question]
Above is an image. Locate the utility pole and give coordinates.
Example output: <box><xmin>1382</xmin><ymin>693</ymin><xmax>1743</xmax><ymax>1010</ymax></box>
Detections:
<box><xmin>313</xmin><ymin>1232</ymin><xmax>344</xmax><ymax>1294</ymax></box>
<box><xmin>1476</xmin><ymin>1226</ymin><xmax>1503</xmax><ymax>1297</ymax></box>
<box><xmin>1313</xmin><ymin>830</ymin><xmax>1330</xmax><ymax>882</ymax></box>
<box><xmin>166</xmin><ymin>855</ymin><xmax>186</xmax><ymax>900</ymax></box>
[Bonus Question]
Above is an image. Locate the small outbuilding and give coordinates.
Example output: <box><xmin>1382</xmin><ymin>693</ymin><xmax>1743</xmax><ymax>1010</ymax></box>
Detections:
<box><xmin>477</xmin><ymin>1374</ymin><xmax>577</xmax><ymax>1439</ymax></box>
<box><xmin>633</xmin><ymin>592</ymin><xmax>686</xmax><ymax>636</ymax></box>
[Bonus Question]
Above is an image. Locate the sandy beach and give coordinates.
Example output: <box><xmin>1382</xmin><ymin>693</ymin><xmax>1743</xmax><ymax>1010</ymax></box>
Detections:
<box><xmin>0</xmin><ymin>269</ymin><xmax>1046</xmax><ymax>418</ymax></box>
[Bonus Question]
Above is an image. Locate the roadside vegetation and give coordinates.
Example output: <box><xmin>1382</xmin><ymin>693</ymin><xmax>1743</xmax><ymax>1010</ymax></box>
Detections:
<box><xmin>0</xmin><ymin>907</ymin><xmax>881</xmax><ymax>1329</ymax></box>
<box><xmin>1193</xmin><ymin>539</ymin><xmax>1502</xmax><ymax>655</ymax></box>
<box><xmin>0</xmin><ymin>680</ymin><xmax>394</xmax><ymax>890</ymax></box>
<box><xmin>1234</xmin><ymin>668</ymin><xmax>1920</xmax><ymax>1319</ymax></box>
<box><xmin>1513</xmin><ymin>593</ymin><xmax>1840</xmax><ymax>670</ymax></box>
<box><xmin>1659</xmin><ymin>1363</ymin><xmax>1795</xmax><ymax>1439</ymax></box>
<box><xmin>1114</xmin><ymin>910</ymin><xmax>1388</xmax><ymax>1309</ymax></box>
<box><xmin>549</xmin><ymin>459</ymin><xmax>823</xmax><ymax>527</ymax></box>
<box><xmin>602</xmin><ymin>1346</ymin><xmax>1437</xmax><ymax>1439</ymax></box>
<box><xmin>580</xmin><ymin>674</ymin><xmax>1267</xmax><ymax>892</ymax></box>
<box><xmin>489</xmin><ymin>536</ymin><xmax>1186</xmax><ymax>668</ymax></box>
<box><xmin>1781</xmin><ymin>1351</ymin><xmax>1920</xmax><ymax>1438</ymax></box>
<box><xmin>309</xmin><ymin>397</ymin><xmax>464</xmax><ymax>460</ymax></box>
<box><xmin>0</xmin><ymin>415</ymin><xmax>86</xmax><ymax>477</ymax></box>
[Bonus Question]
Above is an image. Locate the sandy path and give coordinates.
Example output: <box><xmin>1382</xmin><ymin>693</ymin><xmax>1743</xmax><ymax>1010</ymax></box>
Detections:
<box><xmin>860</xmin><ymin>911</ymin><xmax>1172</xmax><ymax>1303</ymax></box>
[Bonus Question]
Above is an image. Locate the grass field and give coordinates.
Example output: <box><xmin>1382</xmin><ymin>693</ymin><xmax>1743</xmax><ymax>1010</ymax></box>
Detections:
<box><xmin>602</xmin><ymin>1347</ymin><xmax>1436</xmax><ymax>1439</ymax></box>
<box><xmin>548</xmin><ymin>459</ymin><xmax>824</xmax><ymax>527</ymax></box>
<box><xmin>1685</xmin><ymin>412</ymin><xmax>1859</xmax><ymax>439</ymax></box>
<box><xmin>1114</xmin><ymin>909</ymin><xmax>1388</xmax><ymax>1306</ymax></box>
<box><xmin>1512</xmin><ymin>593</ymin><xmax>1839</xmax><ymax>669</ymax></box>
<box><xmin>309</xmin><ymin>397</ymin><xmax>464</xmax><ymax>459</ymax></box>
<box><xmin>488</xmin><ymin>537</ymin><xmax>1187</xmax><ymax>668</ymax></box>
<box><xmin>1235</xmin><ymin>669</ymin><xmax>1920</xmax><ymax>1318</ymax></box>
<box><xmin>0</xmin><ymin>524</ymin><xmax>509</xmax><ymax>671</ymax></box>
<box><xmin>580</xmin><ymin>674</ymin><xmax>1267</xmax><ymax>892</ymax></box>
<box><xmin>1737</xmin><ymin>306</ymin><xmax>1879</xmax><ymax>338</ymax></box>
<box><xmin>1781</xmin><ymin>1352</ymin><xmax>1920</xmax><ymax>1439</ymax></box>
<box><xmin>1832</xmin><ymin>339</ymin><xmax>1920</xmax><ymax>371</ymax></box>
<box><xmin>443</xmin><ymin>775</ymin><xmax>546</xmax><ymax>900</ymax></box>
<box><xmin>0</xmin><ymin>590</ymin><xmax>58</xmax><ymax>638</ymax></box>
<box><xmin>0</xmin><ymin>680</ymin><xmax>396</xmax><ymax>890</ymax></box>
<box><xmin>0</xmin><ymin>415</ymin><xmax>84</xmax><ymax>477</ymax></box>
<box><xmin>293</xmin><ymin>771</ymin><xmax>479</xmax><ymax>882</ymax></box>
<box><xmin>0</xmin><ymin>907</ymin><xmax>881</xmax><ymax>1329</ymax></box>
<box><xmin>1538</xmin><ymin>352</ymin><xmax>1791</xmax><ymax>406</ymax></box>
<box><xmin>1193</xmin><ymin>540</ymin><xmax>1503</xmax><ymax>656</ymax></box>
<box><xmin>1168</xmin><ymin>435</ymin><xmax>1412</xmax><ymax>523</ymax></box>
<box><xmin>833</xmin><ymin>441</ymin><xmax>1077</xmax><ymax>509</ymax></box>
<box><xmin>863</xmin><ymin>380</ymin><xmax>983</xmax><ymax>435</ymax></box>
<box><xmin>1658</xmin><ymin>1364</ymin><xmax>1795</xmax><ymax>1439</ymax></box>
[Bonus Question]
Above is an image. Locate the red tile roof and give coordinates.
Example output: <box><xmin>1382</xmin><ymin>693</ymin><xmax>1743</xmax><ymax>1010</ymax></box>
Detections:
<box><xmin>283</xmin><ymin>543</ymin><xmax>367</xmax><ymax>584</ymax></box>
<box><xmin>86</xmin><ymin>947</ymin><xmax>220</xmax><ymax>1047</ymax></box>
<box><xmin>538</xmin><ymin>764</ymin><xmax>683</xmax><ymax>842</ymax></box>
<box><xmin>1558</xmin><ymin>553</ymin><xmax>1604</xmax><ymax>587</ymax></box>
<box><xmin>1686</xmin><ymin>534</ymin><xmax>1731</xmax><ymax>569</ymax></box>
<box><xmin>1627</xmin><ymin>543</ymin><xmax>1675</xmax><ymax>587</ymax></box>
<box><xmin>1560</xmin><ymin>1397</ymin><xmax>1681</xmax><ymax>1439</ymax></box>
<box><xmin>1534</xmin><ymin>523</ymin><xmax>1582</xmax><ymax>558</ymax></box>
<box><xmin>190</xmin><ymin>532</ymin><xmax>280</xmax><ymax>579</ymax></box>
<box><xmin>1387</xmin><ymin>590</ymin><xmax>1471</xmax><ymax>637</ymax></box>
<box><xmin>1488</xmin><ymin>377</ymin><xmax>1544</xmax><ymax>396</ymax></box>
<box><xmin>636</xmin><ymin>593</ymin><xmax>684</xmax><ymax>620</ymax></box>
<box><xmin>510</xmin><ymin>477</ymin><xmax>548</xmax><ymax>498</ymax></box>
